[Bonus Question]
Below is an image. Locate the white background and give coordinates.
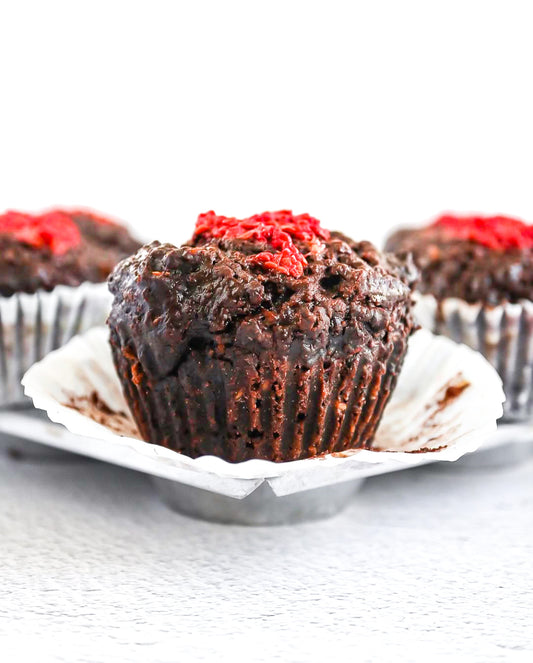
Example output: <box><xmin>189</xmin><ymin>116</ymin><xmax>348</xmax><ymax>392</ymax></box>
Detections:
<box><xmin>1</xmin><ymin>0</ymin><xmax>533</xmax><ymax>249</ymax></box>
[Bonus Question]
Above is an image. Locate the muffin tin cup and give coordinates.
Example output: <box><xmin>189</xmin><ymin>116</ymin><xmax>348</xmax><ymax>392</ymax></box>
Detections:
<box><xmin>0</xmin><ymin>283</ymin><xmax>112</xmax><ymax>407</ymax></box>
<box><xmin>415</xmin><ymin>293</ymin><xmax>533</xmax><ymax>422</ymax></box>
<box><xmin>152</xmin><ymin>477</ymin><xmax>366</xmax><ymax>525</ymax></box>
<box><xmin>20</xmin><ymin>326</ymin><xmax>505</xmax><ymax>524</ymax></box>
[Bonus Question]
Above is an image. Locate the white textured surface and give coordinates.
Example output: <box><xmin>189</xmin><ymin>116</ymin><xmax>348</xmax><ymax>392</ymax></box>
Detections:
<box><xmin>1</xmin><ymin>434</ymin><xmax>532</xmax><ymax>662</ymax></box>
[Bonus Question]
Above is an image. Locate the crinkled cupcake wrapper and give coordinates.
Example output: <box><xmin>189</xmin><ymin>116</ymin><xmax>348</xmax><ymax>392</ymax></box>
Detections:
<box><xmin>0</xmin><ymin>283</ymin><xmax>112</xmax><ymax>407</ymax></box>
<box><xmin>415</xmin><ymin>293</ymin><xmax>533</xmax><ymax>421</ymax></box>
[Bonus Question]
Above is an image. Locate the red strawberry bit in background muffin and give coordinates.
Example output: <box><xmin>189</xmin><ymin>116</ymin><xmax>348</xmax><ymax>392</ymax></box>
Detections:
<box><xmin>433</xmin><ymin>214</ymin><xmax>533</xmax><ymax>251</ymax></box>
<box><xmin>0</xmin><ymin>210</ymin><xmax>81</xmax><ymax>255</ymax></box>
<box><xmin>194</xmin><ymin>210</ymin><xmax>330</xmax><ymax>277</ymax></box>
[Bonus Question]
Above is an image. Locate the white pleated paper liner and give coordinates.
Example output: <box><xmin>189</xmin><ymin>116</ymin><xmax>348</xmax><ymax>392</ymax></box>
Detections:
<box><xmin>21</xmin><ymin>327</ymin><xmax>504</xmax><ymax>498</ymax></box>
<box><xmin>0</xmin><ymin>283</ymin><xmax>112</xmax><ymax>407</ymax></box>
<box><xmin>415</xmin><ymin>293</ymin><xmax>533</xmax><ymax>422</ymax></box>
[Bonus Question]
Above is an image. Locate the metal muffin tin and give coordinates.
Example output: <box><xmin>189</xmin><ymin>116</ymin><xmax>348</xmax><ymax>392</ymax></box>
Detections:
<box><xmin>0</xmin><ymin>410</ymin><xmax>531</xmax><ymax>526</ymax></box>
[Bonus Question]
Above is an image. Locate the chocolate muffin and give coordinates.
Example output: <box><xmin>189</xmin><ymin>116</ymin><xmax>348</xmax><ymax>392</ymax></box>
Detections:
<box><xmin>0</xmin><ymin>209</ymin><xmax>142</xmax><ymax>407</ymax></box>
<box><xmin>386</xmin><ymin>214</ymin><xmax>533</xmax><ymax>419</ymax></box>
<box><xmin>108</xmin><ymin>211</ymin><xmax>417</xmax><ymax>463</ymax></box>
<box><xmin>0</xmin><ymin>209</ymin><xmax>141</xmax><ymax>296</ymax></box>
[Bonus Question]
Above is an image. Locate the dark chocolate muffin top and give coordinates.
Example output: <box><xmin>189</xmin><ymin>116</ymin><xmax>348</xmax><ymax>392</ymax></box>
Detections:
<box><xmin>386</xmin><ymin>214</ymin><xmax>533</xmax><ymax>305</ymax></box>
<box><xmin>0</xmin><ymin>209</ymin><xmax>142</xmax><ymax>296</ymax></box>
<box><xmin>108</xmin><ymin>211</ymin><xmax>417</xmax><ymax>382</ymax></box>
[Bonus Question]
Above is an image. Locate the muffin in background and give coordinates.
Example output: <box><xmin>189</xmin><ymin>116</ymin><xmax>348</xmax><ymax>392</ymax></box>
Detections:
<box><xmin>0</xmin><ymin>208</ymin><xmax>142</xmax><ymax>406</ymax></box>
<box><xmin>108</xmin><ymin>210</ymin><xmax>417</xmax><ymax>463</ymax></box>
<box><xmin>0</xmin><ymin>209</ymin><xmax>141</xmax><ymax>296</ymax></box>
<box><xmin>386</xmin><ymin>213</ymin><xmax>533</xmax><ymax>420</ymax></box>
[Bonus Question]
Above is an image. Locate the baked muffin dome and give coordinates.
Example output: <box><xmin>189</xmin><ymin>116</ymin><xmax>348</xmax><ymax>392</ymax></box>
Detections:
<box><xmin>108</xmin><ymin>211</ymin><xmax>417</xmax><ymax>462</ymax></box>
<box><xmin>0</xmin><ymin>209</ymin><xmax>142</xmax><ymax>296</ymax></box>
<box><xmin>386</xmin><ymin>214</ymin><xmax>533</xmax><ymax>305</ymax></box>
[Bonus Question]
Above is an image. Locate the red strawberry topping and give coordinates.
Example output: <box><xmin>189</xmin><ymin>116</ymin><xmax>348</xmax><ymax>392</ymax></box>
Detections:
<box><xmin>194</xmin><ymin>210</ymin><xmax>330</xmax><ymax>277</ymax></box>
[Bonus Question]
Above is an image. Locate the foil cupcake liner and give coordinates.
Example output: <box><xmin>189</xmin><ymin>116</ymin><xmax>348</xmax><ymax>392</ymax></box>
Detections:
<box><xmin>415</xmin><ymin>293</ymin><xmax>533</xmax><ymax>421</ymax></box>
<box><xmin>109</xmin><ymin>324</ymin><xmax>410</xmax><ymax>463</ymax></box>
<box><xmin>0</xmin><ymin>283</ymin><xmax>111</xmax><ymax>407</ymax></box>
